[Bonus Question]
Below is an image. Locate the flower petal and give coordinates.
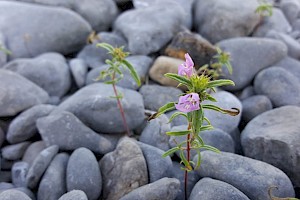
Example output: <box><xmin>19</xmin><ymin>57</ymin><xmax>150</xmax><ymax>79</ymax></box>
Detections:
<box><xmin>185</xmin><ymin>53</ymin><xmax>194</xmax><ymax>68</ymax></box>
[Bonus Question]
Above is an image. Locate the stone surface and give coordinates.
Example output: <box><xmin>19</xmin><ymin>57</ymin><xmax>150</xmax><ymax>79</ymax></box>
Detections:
<box><xmin>0</xmin><ymin>32</ymin><xmax>8</xmax><ymax>67</ymax></box>
<box><xmin>189</xmin><ymin>178</ymin><xmax>250</xmax><ymax>200</ymax></box>
<box><xmin>37</xmin><ymin>111</ymin><xmax>116</xmax><ymax>154</ymax></box>
<box><xmin>165</xmin><ymin>110</ymin><xmax>188</xmax><ymax>127</ymax></box>
<box><xmin>22</xmin><ymin>141</ymin><xmax>46</xmax><ymax>166</ymax></box>
<box><xmin>38</xmin><ymin>153</ymin><xmax>69</xmax><ymax>200</ymax></box>
<box><xmin>1</xmin><ymin>142</ymin><xmax>31</xmax><ymax>160</ymax></box>
<box><xmin>218</xmin><ymin>37</ymin><xmax>287</xmax><ymax>91</ymax></box>
<box><xmin>67</xmin><ymin>148</ymin><xmax>101</xmax><ymax>200</ymax></box>
<box><xmin>58</xmin><ymin>190</ymin><xmax>88</xmax><ymax>200</ymax></box>
<box><xmin>241</xmin><ymin>106</ymin><xmax>300</xmax><ymax>187</ymax></box>
<box><xmin>51</xmin><ymin>83</ymin><xmax>145</xmax><ymax>133</ymax></box>
<box><xmin>120</xmin><ymin>178</ymin><xmax>180</xmax><ymax>200</ymax></box>
<box><xmin>0</xmin><ymin>69</ymin><xmax>49</xmax><ymax>117</ymax></box>
<box><xmin>275</xmin><ymin>56</ymin><xmax>300</xmax><ymax>82</ymax></box>
<box><xmin>237</xmin><ymin>86</ymin><xmax>255</xmax><ymax>101</ymax></box>
<box><xmin>0</xmin><ymin>1</ymin><xmax>91</xmax><ymax>60</ymax></box>
<box><xmin>69</xmin><ymin>58</ymin><xmax>88</xmax><ymax>88</ymax></box>
<box><xmin>280</xmin><ymin>0</ymin><xmax>300</xmax><ymax>24</ymax></box>
<box><xmin>99</xmin><ymin>137</ymin><xmax>148</xmax><ymax>200</ymax></box>
<box><xmin>7</xmin><ymin>104</ymin><xmax>55</xmax><ymax>144</ymax></box>
<box><xmin>194</xmin><ymin>151</ymin><xmax>295</xmax><ymax>200</ymax></box>
<box><xmin>11</xmin><ymin>161</ymin><xmax>29</xmax><ymax>187</ymax></box>
<box><xmin>254</xmin><ymin>66</ymin><xmax>300</xmax><ymax>107</ymax></box>
<box><xmin>0</xmin><ymin>189</ymin><xmax>32</xmax><ymax>200</ymax></box>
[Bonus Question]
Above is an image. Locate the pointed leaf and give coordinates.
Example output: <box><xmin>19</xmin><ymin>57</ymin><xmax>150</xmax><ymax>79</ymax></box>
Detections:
<box><xmin>122</xmin><ymin>60</ymin><xmax>141</xmax><ymax>86</ymax></box>
<box><xmin>168</xmin><ymin>112</ymin><xmax>188</xmax><ymax>124</ymax></box>
<box><xmin>96</xmin><ymin>43</ymin><xmax>114</xmax><ymax>53</ymax></box>
<box><xmin>148</xmin><ymin>102</ymin><xmax>175</xmax><ymax>121</ymax></box>
<box><xmin>207</xmin><ymin>79</ymin><xmax>235</xmax><ymax>88</ymax></box>
<box><xmin>162</xmin><ymin>147</ymin><xmax>180</xmax><ymax>157</ymax></box>
<box><xmin>202</xmin><ymin>104</ymin><xmax>240</xmax><ymax>116</ymax></box>
<box><xmin>180</xmin><ymin>150</ymin><xmax>192</xmax><ymax>171</ymax></box>
<box><xmin>166</xmin><ymin>130</ymin><xmax>191</xmax><ymax>136</ymax></box>
<box><xmin>164</xmin><ymin>73</ymin><xmax>192</xmax><ymax>88</ymax></box>
<box><xmin>195</xmin><ymin>134</ymin><xmax>204</xmax><ymax>146</ymax></box>
<box><xmin>201</xmin><ymin>145</ymin><xmax>220</xmax><ymax>153</ymax></box>
<box><xmin>200</xmin><ymin>125</ymin><xmax>214</xmax><ymax>132</ymax></box>
<box><xmin>203</xmin><ymin>117</ymin><xmax>211</xmax><ymax>125</ymax></box>
<box><xmin>194</xmin><ymin>150</ymin><xmax>202</xmax><ymax>170</ymax></box>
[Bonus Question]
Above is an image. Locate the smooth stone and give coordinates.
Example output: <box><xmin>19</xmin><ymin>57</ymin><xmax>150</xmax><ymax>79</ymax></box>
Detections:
<box><xmin>218</xmin><ymin>37</ymin><xmax>287</xmax><ymax>91</ymax></box>
<box><xmin>189</xmin><ymin>177</ymin><xmax>250</xmax><ymax>200</ymax></box>
<box><xmin>140</xmin><ymin>114</ymin><xmax>170</xmax><ymax>151</ymax></box>
<box><xmin>7</xmin><ymin>104</ymin><xmax>55</xmax><ymax>144</ymax></box>
<box><xmin>11</xmin><ymin>161</ymin><xmax>29</xmax><ymax>187</ymax></box>
<box><xmin>69</xmin><ymin>58</ymin><xmax>88</xmax><ymax>88</ymax></box>
<box><xmin>114</xmin><ymin>3</ymin><xmax>185</xmax><ymax>55</ymax></box>
<box><xmin>51</xmin><ymin>83</ymin><xmax>145</xmax><ymax>133</ymax></box>
<box><xmin>38</xmin><ymin>153</ymin><xmax>69</xmax><ymax>200</ymax></box>
<box><xmin>193</xmin><ymin>151</ymin><xmax>295</xmax><ymax>200</ymax></box>
<box><xmin>165</xmin><ymin>110</ymin><xmax>188</xmax><ymax>127</ymax></box>
<box><xmin>120</xmin><ymin>178</ymin><xmax>180</xmax><ymax>200</ymax></box>
<box><xmin>0</xmin><ymin>182</ymin><xmax>14</xmax><ymax>190</ymax></box>
<box><xmin>275</xmin><ymin>56</ymin><xmax>300</xmax><ymax>82</ymax></box>
<box><xmin>241</xmin><ymin>106</ymin><xmax>300</xmax><ymax>187</ymax></box>
<box><xmin>241</xmin><ymin>95</ymin><xmax>273</xmax><ymax>122</ymax></box>
<box><xmin>194</xmin><ymin>0</ymin><xmax>260</xmax><ymax>43</ymax></box>
<box><xmin>58</xmin><ymin>190</ymin><xmax>88</xmax><ymax>200</ymax></box>
<box><xmin>138</xmin><ymin>142</ymin><xmax>172</xmax><ymax>183</ymax></box>
<box><xmin>254</xmin><ymin>66</ymin><xmax>300</xmax><ymax>107</ymax></box>
<box><xmin>1</xmin><ymin>142</ymin><xmax>31</xmax><ymax>160</ymax></box>
<box><xmin>229</xmin><ymin>127</ymin><xmax>243</xmax><ymax>154</ymax></box>
<box><xmin>237</xmin><ymin>86</ymin><xmax>255</xmax><ymax>101</ymax></box>
<box><xmin>26</xmin><ymin>145</ymin><xmax>59</xmax><ymax>189</ymax></box>
<box><xmin>66</xmin><ymin>148</ymin><xmax>101</xmax><ymax>200</ymax></box>
<box><xmin>0</xmin><ymin>189</ymin><xmax>32</xmax><ymax>200</ymax></box>
<box><xmin>99</xmin><ymin>137</ymin><xmax>148</xmax><ymax>200</ymax></box>
<box><xmin>22</xmin><ymin>141</ymin><xmax>46</xmax><ymax>166</ymax></box>
<box><xmin>3</xmin><ymin>53</ymin><xmax>71</xmax><ymax>97</ymax></box>
<box><xmin>12</xmin><ymin>187</ymin><xmax>35</xmax><ymax>200</ymax></box>
<box><xmin>280</xmin><ymin>0</ymin><xmax>300</xmax><ymax>24</ymax></box>
<box><xmin>0</xmin><ymin>69</ymin><xmax>49</xmax><ymax>117</ymax></box>
<box><xmin>37</xmin><ymin>111</ymin><xmax>116</xmax><ymax>154</ymax></box>
<box><xmin>0</xmin><ymin>171</ymin><xmax>11</xmax><ymax>182</ymax></box>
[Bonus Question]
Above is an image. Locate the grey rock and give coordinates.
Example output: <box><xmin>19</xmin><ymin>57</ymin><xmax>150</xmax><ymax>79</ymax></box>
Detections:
<box><xmin>7</xmin><ymin>104</ymin><xmax>55</xmax><ymax>144</ymax></box>
<box><xmin>37</xmin><ymin>111</ymin><xmax>116</xmax><ymax>154</ymax></box>
<box><xmin>1</xmin><ymin>142</ymin><xmax>31</xmax><ymax>160</ymax></box>
<box><xmin>26</xmin><ymin>145</ymin><xmax>59</xmax><ymax>189</ymax></box>
<box><xmin>58</xmin><ymin>190</ymin><xmax>88</xmax><ymax>200</ymax></box>
<box><xmin>275</xmin><ymin>56</ymin><xmax>300</xmax><ymax>82</ymax></box>
<box><xmin>51</xmin><ymin>83</ymin><xmax>145</xmax><ymax>133</ymax></box>
<box><xmin>66</xmin><ymin>148</ymin><xmax>101</xmax><ymax>200</ymax></box>
<box><xmin>69</xmin><ymin>58</ymin><xmax>88</xmax><ymax>88</ymax></box>
<box><xmin>0</xmin><ymin>182</ymin><xmax>14</xmax><ymax>190</ymax></box>
<box><xmin>12</xmin><ymin>161</ymin><xmax>29</xmax><ymax>187</ymax></box>
<box><xmin>165</xmin><ymin>110</ymin><xmax>188</xmax><ymax>127</ymax></box>
<box><xmin>4</xmin><ymin>53</ymin><xmax>71</xmax><ymax>97</ymax></box>
<box><xmin>0</xmin><ymin>1</ymin><xmax>91</xmax><ymax>60</ymax></box>
<box><xmin>280</xmin><ymin>0</ymin><xmax>300</xmax><ymax>24</ymax></box>
<box><xmin>0</xmin><ymin>69</ymin><xmax>49</xmax><ymax>117</ymax></box>
<box><xmin>114</xmin><ymin>3</ymin><xmax>185</xmax><ymax>55</ymax></box>
<box><xmin>22</xmin><ymin>141</ymin><xmax>46</xmax><ymax>166</ymax></box>
<box><xmin>241</xmin><ymin>106</ymin><xmax>300</xmax><ymax>187</ymax></box>
<box><xmin>12</xmin><ymin>187</ymin><xmax>35</xmax><ymax>200</ymax></box>
<box><xmin>1</xmin><ymin>158</ymin><xmax>14</xmax><ymax>170</ymax></box>
<box><xmin>99</xmin><ymin>137</ymin><xmax>148</xmax><ymax>200</ymax></box>
<box><xmin>0</xmin><ymin>189</ymin><xmax>32</xmax><ymax>200</ymax></box>
<box><xmin>218</xmin><ymin>37</ymin><xmax>287</xmax><ymax>91</ymax></box>
<box><xmin>138</xmin><ymin>142</ymin><xmax>172</xmax><ymax>183</ymax></box>
<box><xmin>237</xmin><ymin>86</ymin><xmax>255</xmax><ymax>101</ymax></box>
<box><xmin>194</xmin><ymin>0</ymin><xmax>260</xmax><ymax>43</ymax></box>
<box><xmin>189</xmin><ymin>177</ymin><xmax>250</xmax><ymax>200</ymax></box>
<box><xmin>120</xmin><ymin>178</ymin><xmax>180</xmax><ymax>200</ymax></box>
<box><xmin>229</xmin><ymin>127</ymin><xmax>243</xmax><ymax>154</ymax></box>
<box><xmin>242</xmin><ymin>95</ymin><xmax>273</xmax><ymax>122</ymax></box>
<box><xmin>140</xmin><ymin>114</ymin><xmax>170</xmax><ymax>151</ymax></box>
<box><xmin>0</xmin><ymin>171</ymin><xmax>11</xmax><ymax>182</ymax></box>
<box><xmin>38</xmin><ymin>153</ymin><xmax>69</xmax><ymax>200</ymax></box>
<box><xmin>193</xmin><ymin>151</ymin><xmax>295</xmax><ymax>200</ymax></box>
<box><xmin>254</xmin><ymin>66</ymin><xmax>300</xmax><ymax>107</ymax></box>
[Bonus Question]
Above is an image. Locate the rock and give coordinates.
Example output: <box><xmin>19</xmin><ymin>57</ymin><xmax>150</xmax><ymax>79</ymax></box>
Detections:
<box><xmin>140</xmin><ymin>114</ymin><xmax>170</xmax><ymax>151</ymax></box>
<box><xmin>11</xmin><ymin>162</ymin><xmax>29</xmax><ymax>187</ymax></box>
<box><xmin>7</xmin><ymin>104</ymin><xmax>55</xmax><ymax>144</ymax></box>
<box><xmin>86</xmin><ymin>55</ymin><xmax>152</xmax><ymax>90</ymax></box>
<box><xmin>194</xmin><ymin>0</ymin><xmax>260</xmax><ymax>43</ymax></box>
<box><xmin>0</xmin><ymin>182</ymin><xmax>14</xmax><ymax>190</ymax></box>
<box><xmin>114</xmin><ymin>3</ymin><xmax>184</xmax><ymax>55</ymax></box>
<box><xmin>0</xmin><ymin>171</ymin><xmax>11</xmax><ymax>182</ymax></box>
<box><xmin>241</xmin><ymin>106</ymin><xmax>300</xmax><ymax>187</ymax></box>
<box><xmin>0</xmin><ymin>189</ymin><xmax>32</xmax><ymax>200</ymax></box>
<box><xmin>26</xmin><ymin>145</ymin><xmax>59</xmax><ymax>189</ymax></box>
<box><xmin>37</xmin><ymin>111</ymin><xmax>116</xmax><ymax>154</ymax></box>
<box><xmin>66</xmin><ymin>148</ymin><xmax>101</xmax><ymax>200</ymax></box>
<box><xmin>0</xmin><ymin>32</ymin><xmax>8</xmax><ymax>67</ymax></box>
<box><xmin>1</xmin><ymin>142</ymin><xmax>31</xmax><ymax>160</ymax></box>
<box><xmin>120</xmin><ymin>178</ymin><xmax>180</xmax><ymax>200</ymax></box>
<box><xmin>253</xmin><ymin>8</ymin><xmax>292</xmax><ymax>37</ymax></box>
<box><xmin>38</xmin><ymin>153</ymin><xmax>69</xmax><ymax>200</ymax></box>
<box><xmin>237</xmin><ymin>86</ymin><xmax>255</xmax><ymax>101</ymax></box>
<box><xmin>165</xmin><ymin>110</ymin><xmax>188</xmax><ymax>127</ymax></box>
<box><xmin>69</xmin><ymin>58</ymin><xmax>88</xmax><ymax>88</ymax></box>
<box><xmin>280</xmin><ymin>0</ymin><xmax>300</xmax><ymax>24</ymax></box>
<box><xmin>22</xmin><ymin>141</ymin><xmax>46</xmax><ymax>166</ymax></box>
<box><xmin>1</xmin><ymin>158</ymin><xmax>14</xmax><ymax>170</ymax></box>
<box><xmin>138</xmin><ymin>142</ymin><xmax>172</xmax><ymax>183</ymax></box>
<box><xmin>58</xmin><ymin>190</ymin><xmax>88</xmax><ymax>200</ymax></box>
<box><xmin>0</xmin><ymin>1</ymin><xmax>91</xmax><ymax>60</ymax></box>
<box><xmin>275</xmin><ymin>56</ymin><xmax>300</xmax><ymax>82</ymax></box>
<box><xmin>193</xmin><ymin>151</ymin><xmax>295</xmax><ymax>200</ymax></box>
<box><xmin>51</xmin><ymin>83</ymin><xmax>145</xmax><ymax>133</ymax></box>
<box><xmin>241</xmin><ymin>95</ymin><xmax>273</xmax><ymax>122</ymax></box>
<box><xmin>12</xmin><ymin>188</ymin><xmax>35</xmax><ymax>200</ymax></box>
<box><xmin>218</xmin><ymin>37</ymin><xmax>287</xmax><ymax>91</ymax></box>
<box><xmin>0</xmin><ymin>69</ymin><xmax>49</xmax><ymax>117</ymax></box>
<box><xmin>254</xmin><ymin>66</ymin><xmax>300</xmax><ymax>107</ymax></box>
<box><xmin>99</xmin><ymin>137</ymin><xmax>148</xmax><ymax>200</ymax></box>
<box><xmin>229</xmin><ymin>127</ymin><xmax>243</xmax><ymax>154</ymax></box>
<box><xmin>189</xmin><ymin>177</ymin><xmax>250</xmax><ymax>200</ymax></box>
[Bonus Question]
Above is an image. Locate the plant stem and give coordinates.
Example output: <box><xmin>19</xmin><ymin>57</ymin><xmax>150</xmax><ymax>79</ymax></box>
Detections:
<box><xmin>185</xmin><ymin>126</ymin><xmax>191</xmax><ymax>200</ymax></box>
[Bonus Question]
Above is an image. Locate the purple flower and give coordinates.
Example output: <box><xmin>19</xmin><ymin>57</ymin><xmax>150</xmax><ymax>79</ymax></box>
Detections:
<box><xmin>178</xmin><ymin>53</ymin><xmax>194</xmax><ymax>77</ymax></box>
<box><xmin>175</xmin><ymin>93</ymin><xmax>200</xmax><ymax>113</ymax></box>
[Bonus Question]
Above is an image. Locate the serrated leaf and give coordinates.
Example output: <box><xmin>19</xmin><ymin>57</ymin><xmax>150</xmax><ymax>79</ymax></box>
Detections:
<box><xmin>167</xmin><ymin>112</ymin><xmax>188</xmax><ymax>124</ymax></box>
<box><xmin>166</xmin><ymin>130</ymin><xmax>191</xmax><ymax>136</ymax></box>
<box><xmin>162</xmin><ymin>147</ymin><xmax>179</xmax><ymax>157</ymax></box>
<box><xmin>207</xmin><ymin>79</ymin><xmax>235</xmax><ymax>88</ymax></box>
<box><xmin>164</xmin><ymin>73</ymin><xmax>192</xmax><ymax>88</ymax></box>
<box><xmin>122</xmin><ymin>59</ymin><xmax>141</xmax><ymax>86</ymax></box>
<box><xmin>201</xmin><ymin>145</ymin><xmax>220</xmax><ymax>153</ymax></box>
<box><xmin>202</xmin><ymin>104</ymin><xmax>240</xmax><ymax>116</ymax></box>
<box><xmin>148</xmin><ymin>102</ymin><xmax>175</xmax><ymax>121</ymax></box>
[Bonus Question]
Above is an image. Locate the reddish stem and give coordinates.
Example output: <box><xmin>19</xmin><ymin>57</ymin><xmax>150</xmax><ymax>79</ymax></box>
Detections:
<box><xmin>185</xmin><ymin>131</ymin><xmax>191</xmax><ymax>200</ymax></box>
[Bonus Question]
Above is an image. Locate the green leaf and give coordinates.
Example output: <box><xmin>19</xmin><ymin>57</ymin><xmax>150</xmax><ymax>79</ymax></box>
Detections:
<box><xmin>206</xmin><ymin>94</ymin><xmax>217</xmax><ymax>102</ymax></box>
<box><xmin>96</xmin><ymin>43</ymin><xmax>114</xmax><ymax>53</ymax></box>
<box><xmin>180</xmin><ymin>150</ymin><xmax>192</xmax><ymax>171</ymax></box>
<box><xmin>195</xmin><ymin>134</ymin><xmax>204</xmax><ymax>146</ymax></box>
<box><xmin>203</xmin><ymin>117</ymin><xmax>211</xmax><ymax>125</ymax></box>
<box><xmin>200</xmin><ymin>125</ymin><xmax>214</xmax><ymax>132</ymax></box>
<box><xmin>207</xmin><ymin>79</ymin><xmax>235</xmax><ymax>88</ymax></box>
<box><xmin>201</xmin><ymin>145</ymin><xmax>220</xmax><ymax>153</ymax></box>
<box><xmin>166</xmin><ymin>130</ymin><xmax>191</xmax><ymax>136</ymax></box>
<box><xmin>193</xmin><ymin>106</ymin><xmax>203</xmax><ymax>134</ymax></box>
<box><xmin>162</xmin><ymin>147</ymin><xmax>180</xmax><ymax>157</ymax></box>
<box><xmin>168</xmin><ymin>112</ymin><xmax>188</xmax><ymax>124</ymax></box>
<box><xmin>122</xmin><ymin>60</ymin><xmax>141</xmax><ymax>86</ymax></box>
<box><xmin>225</xmin><ymin>62</ymin><xmax>233</xmax><ymax>75</ymax></box>
<box><xmin>148</xmin><ymin>102</ymin><xmax>176</xmax><ymax>121</ymax></box>
<box><xmin>194</xmin><ymin>150</ymin><xmax>202</xmax><ymax>170</ymax></box>
<box><xmin>202</xmin><ymin>104</ymin><xmax>240</xmax><ymax>116</ymax></box>
<box><xmin>164</xmin><ymin>73</ymin><xmax>192</xmax><ymax>88</ymax></box>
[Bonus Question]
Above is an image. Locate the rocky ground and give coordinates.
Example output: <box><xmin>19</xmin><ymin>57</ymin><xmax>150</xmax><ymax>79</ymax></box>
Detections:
<box><xmin>0</xmin><ymin>0</ymin><xmax>300</xmax><ymax>199</ymax></box>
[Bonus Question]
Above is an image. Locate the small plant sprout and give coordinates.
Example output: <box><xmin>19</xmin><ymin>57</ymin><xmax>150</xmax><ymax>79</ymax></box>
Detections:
<box><xmin>149</xmin><ymin>53</ymin><xmax>239</xmax><ymax>200</ymax></box>
<box><xmin>255</xmin><ymin>0</ymin><xmax>273</xmax><ymax>17</ymax></box>
<box><xmin>96</xmin><ymin>43</ymin><xmax>141</xmax><ymax>136</ymax></box>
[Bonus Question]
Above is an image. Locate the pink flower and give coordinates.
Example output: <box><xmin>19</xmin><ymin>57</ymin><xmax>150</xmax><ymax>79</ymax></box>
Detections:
<box><xmin>175</xmin><ymin>93</ymin><xmax>200</xmax><ymax>113</ymax></box>
<box><xmin>178</xmin><ymin>53</ymin><xmax>194</xmax><ymax>77</ymax></box>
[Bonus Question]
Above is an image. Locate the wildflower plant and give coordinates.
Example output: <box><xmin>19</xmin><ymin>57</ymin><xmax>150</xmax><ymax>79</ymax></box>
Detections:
<box><xmin>255</xmin><ymin>0</ymin><xmax>273</xmax><ymax>17</ymax></box>
<box><xmin>96</xmin><ymin>43</ymin><xmax>141</xmax><ymax>136</ymax></box>
<box><xmin>149</xmin><ymin>53</ymin><xmax>239</xmax><ymax>200</ymax></box>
